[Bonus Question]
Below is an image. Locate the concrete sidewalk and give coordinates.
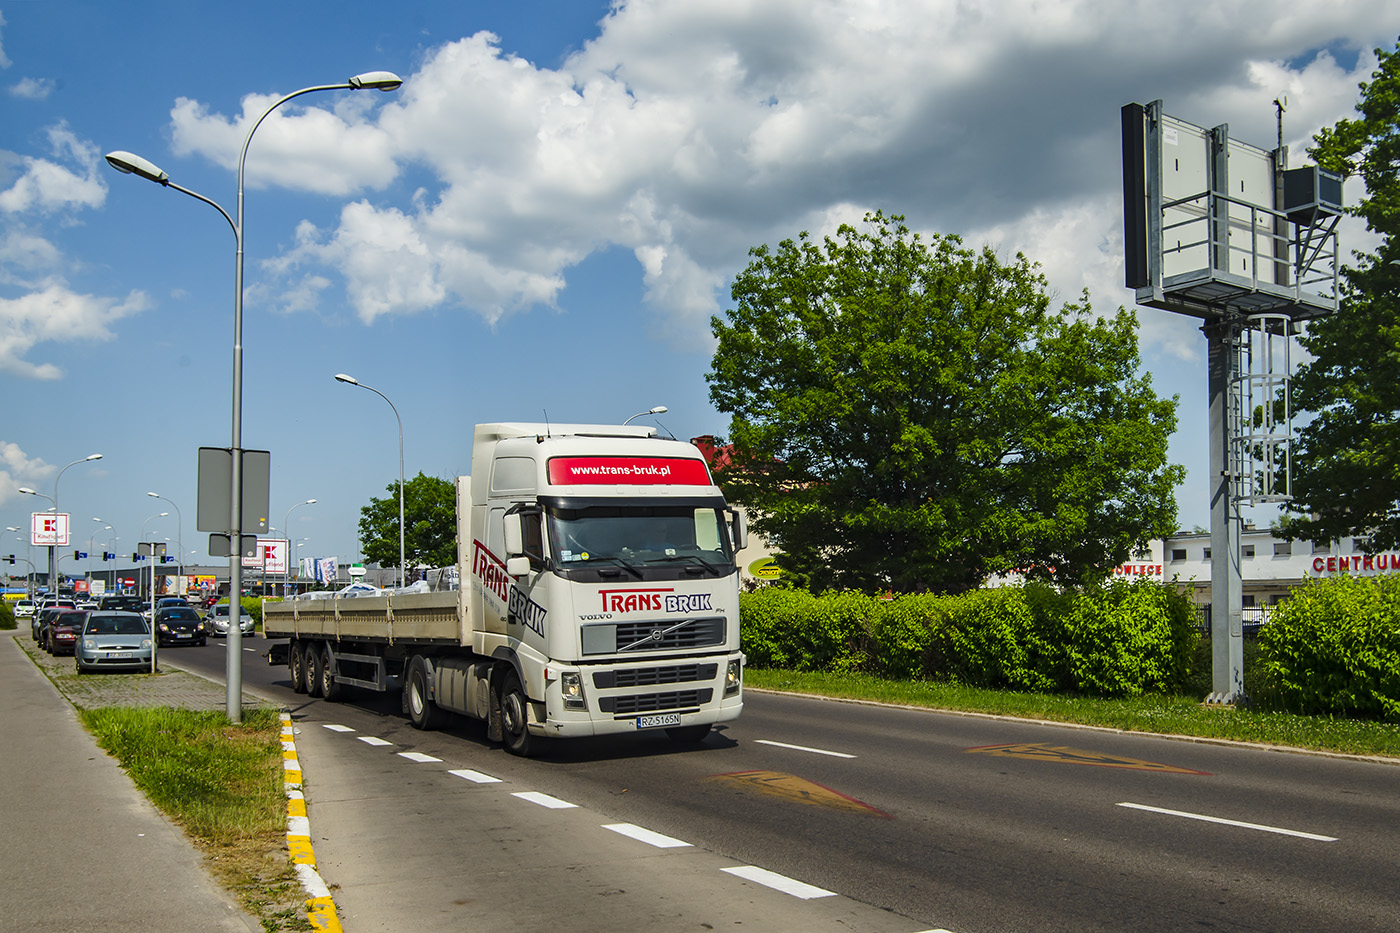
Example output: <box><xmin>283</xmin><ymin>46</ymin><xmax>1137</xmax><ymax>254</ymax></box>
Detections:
<box><xmin>0</xmin><ymin>627</ymin><xmax>260</xmax><ymax>932</ymax></box>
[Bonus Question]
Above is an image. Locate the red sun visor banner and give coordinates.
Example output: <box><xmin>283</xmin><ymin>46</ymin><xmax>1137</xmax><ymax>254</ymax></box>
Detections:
<box><xmin>547</xmin><ymin>456</ymin><xmax>712</xmax><ymax>486</ymax></box>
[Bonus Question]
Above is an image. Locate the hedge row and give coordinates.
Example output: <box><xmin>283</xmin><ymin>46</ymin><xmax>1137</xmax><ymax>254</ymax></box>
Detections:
<box><xmin>1259</xmin><ymin>574</ymin><xmax>1400</xmax><ymax>720</ymax></box>
<box><xmin>739</xmin><ymin>580</ymin><xmax>1197</xmax><ymax>699</ymax></box>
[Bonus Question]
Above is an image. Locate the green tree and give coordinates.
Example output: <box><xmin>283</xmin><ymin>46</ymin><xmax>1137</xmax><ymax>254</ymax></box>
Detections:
<box><xmin>1283</xmin><ymin>39</ymin><xmax>1400</xmax><ymax>548</ymax></box>
<box><xmin>707</xmin><ymin>211</ymin><xmax>1183</xmax><ymax>594</ymax></box>
<box><xmin>358</xmin><ymin>472</ymin><xmax>456</xmax><ymax>573</ymax></box>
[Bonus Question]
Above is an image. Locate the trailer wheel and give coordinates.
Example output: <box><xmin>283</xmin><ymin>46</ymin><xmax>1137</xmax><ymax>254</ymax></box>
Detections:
<box><xmin>306</xmin><ymin>643</ymin><xmax>325</xmax><ymax>698</ymax></box>
<box><xmin>406</xmin><ymin>657</ymin><xmax>446</xmax><ymax>730</ymax></box>
<box><xmin>498</xmin><ymin>671</ymin><xmax>534</xmax><ymax>757</ymax></box>
<box><xmin>288</xmin><ymin>640</ymin><xmax>307</xmax><ymax>694</ymax></box>
<box><xmin>318</xmin><ymin>643</ymin><xmax>341</xmax><ymax>701</ymax></box>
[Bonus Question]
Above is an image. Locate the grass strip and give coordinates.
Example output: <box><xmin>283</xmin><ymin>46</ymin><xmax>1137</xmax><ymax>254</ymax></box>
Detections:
<box><xmin>745</xmin><ymin>668</ymin><xmax>1400</xmax><ymax>760</ymax></box>
<box><xmin>79</xmin><ymin>706</ymin><xmax>313</xmax><ymax>931</ymax></box>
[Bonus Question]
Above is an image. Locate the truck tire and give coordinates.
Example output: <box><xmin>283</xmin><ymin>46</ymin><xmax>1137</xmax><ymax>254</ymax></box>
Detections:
<box><xmin>318</xmin><ymin>642</ymin><xmax>342</xmax><ymax>701</ymax></box>
<box><xmin>498</xmin><ymin>671</ymin><xmax>534</xmax><ymax>757</ymax></box>
<box><xmin>665</xmin><ymin>724</ymin><xmax>712</xmax><ymax>744</ymax></box>
<box><xmin>288</xmin><ymin>640</ymin><xmax>307</xmax><ymax>694</ymax></box>
<box><xmin>307</xmin><ymin>642</ymin><xmax>325</xmax><ymax>698</ymax></box>
<box><xmin>406</xmin><ymin>657</ymin><xmax>447</xmax><ymax>730</ymax></box>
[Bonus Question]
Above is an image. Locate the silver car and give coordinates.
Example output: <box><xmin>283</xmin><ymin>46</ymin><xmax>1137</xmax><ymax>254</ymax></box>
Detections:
<box><xmin>207</xmin><ymin>603</ymin><xmax>255</xmax><ymax>637</ymax></box>
<box><xmin>76</xmin><ymin>612</ymin><xmax>154</xmax><ymax>673</ymax></box>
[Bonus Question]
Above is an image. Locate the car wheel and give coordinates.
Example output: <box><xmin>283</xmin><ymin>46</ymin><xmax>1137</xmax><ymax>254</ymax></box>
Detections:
<box><xmin>498</xmin><ymin>670</ymin><xmax>534</xmax><ymax>757</ymax></box>
<box><xmin>405</xmin><ymin>657</ymin><xmax>446</xmax><ymax>731</ymax></box>
<box><xmin>319</xmin><ymin>643</ymin><xmax>341</xmax><ymax>701</ymax></box>
<box><xmin>288</xmin><ymin>640</ymin><xmax>307</xmax><ymax>694</ymax></box>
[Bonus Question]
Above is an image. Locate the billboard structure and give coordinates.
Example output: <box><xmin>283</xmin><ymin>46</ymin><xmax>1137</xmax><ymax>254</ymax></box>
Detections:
<box><xmin>1123</xmin><ymin>100</ymin><xmax>1342</xmax><ymax>704</ymax></box>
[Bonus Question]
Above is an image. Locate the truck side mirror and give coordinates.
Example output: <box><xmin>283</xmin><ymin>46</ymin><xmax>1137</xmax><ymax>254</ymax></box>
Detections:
<box><xmin>730</xmin><ymin>509</ymin><xmax>748</xmax><ymax>551</ymax></box>
<box><xmin>503</xmin><ymin>513</ymin><xmax>524</xmax><ymax>557</ymax></box>
<box><xmin>506</xmin><ymin>556</ymin><xmax>531</xmax><ymax>577</ymax></box>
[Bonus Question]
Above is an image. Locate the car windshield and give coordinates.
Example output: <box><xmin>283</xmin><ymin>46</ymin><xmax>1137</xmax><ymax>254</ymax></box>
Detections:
<box><xmin>84</xmin><ymin>614</ymin><xmax>148</xmax><ymax>636</ymax></box>
<box><xmin>162</xmin><ymin>608</ymin><xmax>200</xmax><ymax>621</ymax></box>
<box><xmin>546</xmin><ymin>503</ymin><xmax>734</xmax><ymax>568</ymax></box>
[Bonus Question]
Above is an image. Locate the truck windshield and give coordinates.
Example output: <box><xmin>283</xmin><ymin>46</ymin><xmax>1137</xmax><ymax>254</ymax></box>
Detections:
<box><xmin>546</xmin><ymin>504</ymin><xmax>734</xmax><ymax>576</ymax></box>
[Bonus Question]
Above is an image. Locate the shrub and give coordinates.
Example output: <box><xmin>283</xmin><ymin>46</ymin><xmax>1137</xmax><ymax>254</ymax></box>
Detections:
<box><xmin>1062</xmin><ymin>579</ymin><xmax>1196</xmax><ymax>698</ymax></box>
<box><xmin>739</xmin><ymin>588</ymin><xmax>873</xmax><ymax>672</ymax></box>
<box><xmin>0</xmin><ymin>600</ymin><xmax>15</xmax><ymax>630</ymax></box>
<box><xmin>1259</xmin><ymin>575</ymin><xmax>1400</xmax><ymax>720</ymax></box>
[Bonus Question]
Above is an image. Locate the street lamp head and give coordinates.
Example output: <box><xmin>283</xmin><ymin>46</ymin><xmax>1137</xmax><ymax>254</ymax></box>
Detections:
<box><xmin>333</xmin><ymin>373</ymin><xmax>359</xmax><ymax>386</ymax></box>
<box><xmin>348</xmin><ymin>71</ymin><xmax>403</xmax><ymax>91</ymax></box>
<box><xmin>306</xmin><ymin>498</ymin><xmax>318</xmax><ymax>505</ymax></box>
<box><xmin>18</xmin><ymin>487</ymin><xmax>37</xmax><ymax>495</ymax></box>
<box><xmin>147</xmin><ymin>491</ymin><xmax>160</xmax><ymax>498</ymax></box>
<box><xmin>104</xmin><ymin>151</ymin><xmax>170</xmax><ymax>185</ymax></box>
<box><xmin>84</xmin><ymin>453</ymin><xmax>103</xmax><ymax>462</ymax></box>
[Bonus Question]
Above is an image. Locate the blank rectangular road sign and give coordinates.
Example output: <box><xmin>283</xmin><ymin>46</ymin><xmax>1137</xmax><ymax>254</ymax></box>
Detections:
<box><xmin>197</xmin><ymin>447</ymin><xmax>270</xmax><ymax>534</ymax></box>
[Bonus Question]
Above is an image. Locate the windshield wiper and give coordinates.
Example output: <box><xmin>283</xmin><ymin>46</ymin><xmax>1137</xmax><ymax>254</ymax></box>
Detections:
<box><xmin>576</xmin><ymin>555</ymin><xmax>644</xmax><ymax>577</ymax></box>
<box><xmin>649</xmin><ymin>553</ymin><xmax>723</xmax><ymax>574</ymax></box>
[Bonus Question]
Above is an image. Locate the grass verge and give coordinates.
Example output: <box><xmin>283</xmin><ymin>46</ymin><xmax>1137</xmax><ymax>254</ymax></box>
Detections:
<box><xmin>79</xmin><ymin>706</ymin><xmax>312</xmax><ymax>932</ymax></box>
<box><xmin>745</xmin><ymin>668</ymin><xmax>1400</xmax><ymax>760</ymax></box>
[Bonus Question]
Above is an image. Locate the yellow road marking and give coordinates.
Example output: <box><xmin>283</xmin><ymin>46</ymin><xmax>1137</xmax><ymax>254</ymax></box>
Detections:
<box><xmin>712</xmin><ymin>770</ymin><xmax>891</xmax><ymax>817</ymax></box>
<box><xmin>966</xmin><ymin>743</ymin><xmax>1210</xmax><ymax>774</ymax></box>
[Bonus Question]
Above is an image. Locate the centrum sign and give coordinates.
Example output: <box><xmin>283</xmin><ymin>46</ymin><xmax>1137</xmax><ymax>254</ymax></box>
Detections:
<box><xmin>547</xmin><ymin>456</ymin><xmax>711</xmax><ymax>486</ymax></box>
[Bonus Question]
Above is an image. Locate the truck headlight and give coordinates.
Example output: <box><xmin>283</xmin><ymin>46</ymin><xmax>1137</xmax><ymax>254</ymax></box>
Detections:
<box><xmin>561</xmin><ymin>671</ymin><xmax>586</xmax><ymax>710</ymax></box>
<box><xmin>725</xmin><ymin>659</ymin><xmax>741</xmax><ymax>695</ymax></box>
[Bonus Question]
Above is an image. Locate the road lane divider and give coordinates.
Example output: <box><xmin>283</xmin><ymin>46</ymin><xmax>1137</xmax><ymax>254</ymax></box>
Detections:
<box><xmin>603</xmin><ymin>823</ymin><xmax>693</xmax><ymax>848</ymax></box>
<box><xmin>1118</xmin><ymin>802</ymin><xmax>1338</xmax><ymax>841</ymax></box>
<box><xmin>449</xmin><ymin>768</ymin><xmax>502</xmax><ymax>783</ymax></box>
<box><xmin>512</xmin><ymin>791</ymin><xmax>578</xmax><ymax>809</ymax></box>
<box><xmin>357</xmin><ymin>735</ymin><xmax>393</xmax><ymax>747</ymax></box>
<box><xmin>721</xmin><ymin>865</ymin><xmax>836</xmax><ymax>899</ymax></box>
<box><xmin>398</xmin><ymin>751</ymin><xmax>443</xmax><ymax>763</ymax></box>
<box><xmin>754</xmin><ymin>739</ymin><xmax>856</xmax><ymax>758</ymax></box>
<box><xmin>281</xmin><ymin>713</ymin><xmax>342</xmax><ymax>932</ymax></box>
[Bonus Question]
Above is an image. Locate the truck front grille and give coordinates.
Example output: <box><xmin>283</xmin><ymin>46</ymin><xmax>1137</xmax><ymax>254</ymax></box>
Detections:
<box><xmin>582</xmin><ymin>616</ymin><xmax>726</xmax><ymax>655</ymax></box>
<box><xmin>593</xmin><ymin>663</ymin><xmax>717</xmax><ymax>689</ymax></box>
<box><xmin>598</xmin><ymin>689</ymin><xmax>714</xmax><ymax>716</ymax></box>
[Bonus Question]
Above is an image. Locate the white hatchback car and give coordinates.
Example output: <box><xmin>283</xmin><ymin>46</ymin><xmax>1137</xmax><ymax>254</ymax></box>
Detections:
<box><xmin>207</xmin><ymin>603</ymin><xmax>255</xmax><ymax>637</ymax></box>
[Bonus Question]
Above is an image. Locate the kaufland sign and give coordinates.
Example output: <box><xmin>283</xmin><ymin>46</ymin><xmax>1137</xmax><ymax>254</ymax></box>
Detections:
<box><xmin>31</xmin><ymin>512</ymin><xmax>70</xmax><ymax>547</ymax></box>
<box><xmin>242</xmin><ymin>538</ymin><xmax>287</xmax><ymax>574</ymax></box>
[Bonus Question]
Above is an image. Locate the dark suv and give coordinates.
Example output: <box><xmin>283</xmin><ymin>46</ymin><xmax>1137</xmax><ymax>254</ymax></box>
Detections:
<box><xmin>154</xmin><ymin>605</ymin><xmax>208</xmax><ymax>646</ymax></box>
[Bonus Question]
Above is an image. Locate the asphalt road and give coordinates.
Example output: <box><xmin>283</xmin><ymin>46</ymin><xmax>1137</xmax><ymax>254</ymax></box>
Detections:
<box><xmin>170</xmin><ymin>637</ymin><xmax>1400</xmax><ymax>933</ymax></box>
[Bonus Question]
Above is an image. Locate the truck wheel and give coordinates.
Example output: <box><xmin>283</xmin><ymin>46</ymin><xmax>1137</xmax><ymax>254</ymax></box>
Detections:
<box><xmin>498</xmin><ymin>671</ymin><xmax>534</xmax><ymax>757</ymax></box>
<box><xmin>318</xmin><ymin>643</ymin><xmax>341</xmax><ymax>701</ymax></box>
<box><xmin>406</xmin><ymin>657</ymin><xmax>446</xmax><ymax>730</ymax></box>
<box><xmin>666</xmin><ymin>724</ymin><xmax>712</xmax><ymax>744</ymax></box>
<box><xmin>288</xmin><ymin>640</ymin><xmax>307</xmax><ymax>694</ymax></box>
<box><xmin>307</xmin><ymin>643</ymin><xmax>325</xmax><ymax>698</ymax></box>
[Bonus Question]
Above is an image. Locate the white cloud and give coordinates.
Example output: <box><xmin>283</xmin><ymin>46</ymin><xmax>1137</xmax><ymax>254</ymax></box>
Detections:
<box><xmin>169</xmin><ymin>91</ymin><xmax>400</xmax><ymax>196</ymax></box>
<box><xmin>0</xmin><ymin>11</ymin><xmax>11</xmax><ymax>70</ymax></box>
<box><xmin>0</xmin><ymin>284</ymin><xmax>149</xmax><ymax>379</ymax></box>
<box><xmin>163</xmin><ymin>1</ymin><xmax>1394</xmax><ymax>355</ymax></box>
<box><xmin>0</xmin><ymin>122</ymin><xmax>106</xmax><ymax>214</ymax></box>
<box><xmin>8</xmin><ymin>77</ymin><xmax>54</xmax><ymax>100</ymax></box>
<box><xmin>0</xmin><ymin>440</ymin><xmax>54</xmax><ymax>511</ymax></box>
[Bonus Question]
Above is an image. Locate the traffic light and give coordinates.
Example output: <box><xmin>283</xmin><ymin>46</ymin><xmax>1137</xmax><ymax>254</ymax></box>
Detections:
<box><xmin>3</xmin><ymin>554</ymin><xmax>13</xmax><ymax>565</ymax></box>
<box><xmin>132</xmin><ymin>552</ymin><xmax>145</xmax><ymax>562</ymax></box>
<box><xmin>102</xmin><ymin>551</ymin><xmax>113</xmax><ymax>561</ymax></box>
<box><xmin>74</xmin><ymin>550</ymin><xmax>87</xmax><ymax>561</ymax></box>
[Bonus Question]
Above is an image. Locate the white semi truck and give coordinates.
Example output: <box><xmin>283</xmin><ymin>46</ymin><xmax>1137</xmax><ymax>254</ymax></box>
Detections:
<box><xmin>262</xmin><ymin>422</ymin><xmax>746</xmax><ymax>756</ymax></box>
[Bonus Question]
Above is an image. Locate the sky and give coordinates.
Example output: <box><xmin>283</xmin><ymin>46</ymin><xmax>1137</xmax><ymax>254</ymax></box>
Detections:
<box><xmin>2</xmin><ymin>0</ymin><xmax>1397</xmax><ymax>578</ymax></box>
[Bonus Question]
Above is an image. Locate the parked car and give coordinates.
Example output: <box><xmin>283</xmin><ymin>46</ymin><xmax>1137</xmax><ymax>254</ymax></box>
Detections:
<box><xmin>98</xmin><ymin>595</ymin><xmax>144</xmax><ymax>613</ymax></box>
<box><xmin>207</xmin><ymin>602</ymin><xmax>255</xmax><ymax>637</ymax></box>
<box><xmin>46</xmin><ymin>610</ymin><xmax>89</xmax><ymax>656</ymax></box>
<box><xmin>33</xmin><ymin>605</ymin><xmax>67</xmax><ymax>642</ymax></box>
<box><xmin>75</xmin><ymin>612</ymin><xmax>154</xmax><ymax>674</ymax></box>
<box><xmin>154</xmin><ymin>605</ymin><xmax>207</xmax><ymax>647</ymax></box>
<box><xmin>14</xmin><ymin>599</ymin><xmax>35</xmax><ymax>619</ymax></box>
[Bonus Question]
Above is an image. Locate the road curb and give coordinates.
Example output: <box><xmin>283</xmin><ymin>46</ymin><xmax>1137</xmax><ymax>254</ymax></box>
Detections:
<box><xmin>281</xmin><ymin>712</ymin><xmax>342</xmax><ymax>932</ymax></box>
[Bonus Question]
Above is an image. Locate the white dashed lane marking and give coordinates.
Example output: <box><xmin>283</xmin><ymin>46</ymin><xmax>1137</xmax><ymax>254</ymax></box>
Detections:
<box><xmin>721</xmin><ymin>865</ymin><xmax>837</xmax><ymax>899</ymax></box>
<box><xmin>398</xmin><ymin>752</ymin><xmax>442</xmax><ymax>763</ymax></box>
<box><xmin>603</xmin><ymin>823</ymin><xmax>692</xmax><ymax>849</ymax></box>
<box><xmin>754</xmin><ymin>739</ymin><xmax>856</xmax><ymax>759</ymax></box>
<box><xmin>512</xmin><ymin>791</ymin><xmax>578</xmax><ymax>809</ymax></box>
<box><xmin>322</xmin><ymin>724</ymin><xmax>355</xmax><ymax>733</ymax></box>
<box><xmin>1118</xmin><ymin>802</ymin><xmax>1339</xmax><ymax>841</ymax></box>
<box><xmin>449</xmin><ymin>768</ymin><xmax>502</xmax><ymax>784</ymax></box>
<box><xmin>358</xmin><ymin>736</ymin><xmax>393</xmax><ymax>747</ymax></box>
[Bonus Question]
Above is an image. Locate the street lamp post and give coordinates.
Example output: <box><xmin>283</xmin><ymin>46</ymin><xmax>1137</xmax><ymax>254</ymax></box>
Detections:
<box><xmin>334</xmin><ymin>374</ymin><xmax>405</xmax><ymax>587</ymax></box>
<box><xmin>52</xmin><ymin>454</ymin><xmax>103</xmax><ymax>596</ymax></box>
<box><xmin>18</xmin><ymin>486</ymin><xmax>56</xmax><ymax>594</ymax></box>
<box><xmin>282</xmin><ymin>499</ymin><xmax>317</xmax><ymax>596</ymax></box>
<box><xmin>147</xmin><ymin>492</ymin><xmax>185</xmax><ymax>591</ymax></box>
<box><xmin>623</xmin><ymin>405</ymin><xmax>668</xmax><ymax>425</ymax></box>
<box><xmin>106</xmin><ymin>70</ymin><xmax>402</xmax><ymax>722</ymax></box>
